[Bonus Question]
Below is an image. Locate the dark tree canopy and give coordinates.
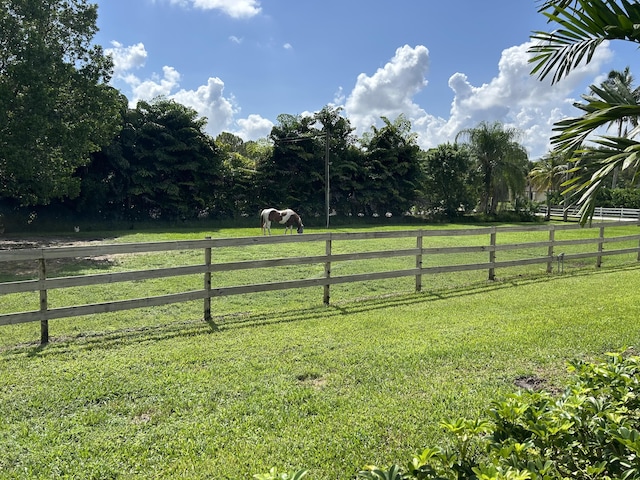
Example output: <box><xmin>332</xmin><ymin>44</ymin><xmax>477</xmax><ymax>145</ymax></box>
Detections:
<box><xmin>314</xmin><ymin>106</ymin><xmax>360</xmax><ymax>218</ymax></box>
<box><xmin>259</xmin><ymin>107</ymin><xmax>363</xmax><ymax>220</ymax></box>
<box><xmin>421</xmin><ymin>143</ymin><xmax>475</xmax><ymax>217</ymax></box>
<box><xmin>215</xmin><ymin>132</ymin><xmax>260</xmax><ymax>218</ymax></box>
<box><xmin>0</xmin><ymin>0</ymin><xmax>122</xmax><ymax>206</ymax></box>
<box><xmin>74</xmin><ymin>98</ymin><xmax>223</xmax><ymax>221</ymax></box>
<box><xmin>262</xmin><ymin>113</ymin><xmax>325</xmax><ymax>215</ymax></box>
<box><xmin>359</xmin><ymin>115</ymin><xmax>423</xmax><ymax>216</ymax></box>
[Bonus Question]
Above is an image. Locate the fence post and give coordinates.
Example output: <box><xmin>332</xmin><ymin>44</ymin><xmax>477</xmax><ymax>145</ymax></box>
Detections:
<box><xmin>324</xmin><ymin>236</ymin><xmax>331</xmax><ymax>305</ymax></box>
<box><xmin>596</xmin><ymin>226</ymin><xmax>605</xmax><ymax>268</ymax></box>
<box><xmin>415</xmin><ymin>231</ymin><xmax>423</xmax><ymax>292</ymax></box>
<box><xmin>39</xmin><ymin>258</ymin><xmax>48</xmax><ymax>345</ymax></box>
<box><xmin>204</xmin><ymin>237</ymin><xmax>212</xmax><ymax>322</ymax></box>
<box><xmin>547</xmin><ymin>225</ymin><xmax>555</xmax><ymax>273</ymax></box>
<box><xmin>488</xmin><ymin>226</ymin><xmax>497</xmax><ymax>281</ymax></box>
<box><xmin>637</xmin><ymin>212</ymin><xmax>640</xmax><ymax>262</ymax></box>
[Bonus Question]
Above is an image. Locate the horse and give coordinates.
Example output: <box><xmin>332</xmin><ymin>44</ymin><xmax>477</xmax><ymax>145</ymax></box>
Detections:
<box><xmin>260</xmin><ymin>208</ymin><xmax>304</xmax><ymax>235</ymax></box>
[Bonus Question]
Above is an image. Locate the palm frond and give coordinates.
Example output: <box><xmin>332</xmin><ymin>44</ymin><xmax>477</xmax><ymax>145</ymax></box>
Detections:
<box><xmin>550</xmin><ymin>78</ymin><xmax>640</xmax><ymax>153</ymax></box>
<box><xmin>537</xmin><ymin>0</ymin><xmax>579</xmax><ymax>14</ymax></box>
<box><xmin>529</xmin><ymin>0</ymin><xmax>640</xmax><ymax>84</ymax></box>
<box><xmin>560</xmin><ymin>138</ymin><xmax>640</xmax><ymax>224</ymax></box>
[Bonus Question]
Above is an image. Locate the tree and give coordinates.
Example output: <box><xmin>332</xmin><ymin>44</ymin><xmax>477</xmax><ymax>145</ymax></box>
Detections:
<box><xmin>0</xmin><ymin>0</ymin><xmax>122</xmax><ymax>206</ymax></box>
<box><xmin>242</xmin><ymin>138</ymin><xmax>273</xmax><ymax>214</ymax></box>
<box><xmin>603</xmin><ymin>67</ymin><xmax>639</xmax><ymax>138</ymax></box>
<box><xmin>455</xmin><ymin>121</ymin><xmax>529</xmax><ymax>215</ymax></box>
<box><xmin>359</xmin><ymin>115</ymin><xmax>423</xmax><ymax>216</ymax></box>
<box><xmin>601</xmin><ymin>67</ymin><xmax>640</xmax><ymax>188</ymax></box>
<box><xmin>68</xmin><ymin>95</ymin><xmax>132</xmax><ymax>220</ymax></box>
<box><xmin>529</xmin><ymin>0</ymin><xmax>640</xmax><ymax>224</ymax></box>
<box><xmin>131</xmin><ymin>99</ymin><xmax>223</xmax><ymax>220</ymax></box>
<box><xmin>262</xmin><ymin>114</ymin><xmax>324</xmax><ymax>215</ymax></box>
<box><xmin>215</xmin><ymin>132</ymin><xmax>259</xmax><ymax>218</ymax></box>
<box><xmin>420</xmin><ymin>143</ymin><xmax>475</xmax><ymax>218</ymax></box>
<box><xmin>76</xmin><ymin>98</ymin><xmax>223</xmax><ymax>221</ymax></box>
<box><xmin>529</xmin><ymin>151</ymin><xmax>570</xmax><ymax>219</ymax></box>
<box><xmin>313</xmin><ymin>106</ymin><xmax>360</xmax><ymax>219</ymax></box>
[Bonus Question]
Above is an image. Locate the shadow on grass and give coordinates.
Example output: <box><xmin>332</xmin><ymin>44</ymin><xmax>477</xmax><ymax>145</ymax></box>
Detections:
<box><xmin>4</xmin><ymin>264</ymin><xmax>639</xmax><ymax>358</ymax></box>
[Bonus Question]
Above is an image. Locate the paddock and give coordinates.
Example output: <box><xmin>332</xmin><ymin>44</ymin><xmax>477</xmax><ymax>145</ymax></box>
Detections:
<box><xmin>0</xmin><ymin>221</ymin><xmax>639</xmax><ymax>344</ymax></box>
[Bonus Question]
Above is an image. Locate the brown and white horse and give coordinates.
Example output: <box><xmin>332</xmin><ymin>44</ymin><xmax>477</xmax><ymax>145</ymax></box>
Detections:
<box><xmin>260</xmin><ymin>208</ymin><xmax>304</xmax><ymax>235</ymax></box>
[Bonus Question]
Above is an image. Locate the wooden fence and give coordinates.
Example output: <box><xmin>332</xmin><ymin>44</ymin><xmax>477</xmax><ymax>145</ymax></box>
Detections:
<box><xmin>1</xmin><ymin>221</ymin><xmax>639</xmax><ymax>344</ymax></box>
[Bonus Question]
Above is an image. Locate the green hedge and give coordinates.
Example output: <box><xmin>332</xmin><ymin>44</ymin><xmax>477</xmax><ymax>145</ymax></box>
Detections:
<box><xmin>596</xmin><ymin>188</ymin><xmax>640</xmax><ymax>209</ymax></box>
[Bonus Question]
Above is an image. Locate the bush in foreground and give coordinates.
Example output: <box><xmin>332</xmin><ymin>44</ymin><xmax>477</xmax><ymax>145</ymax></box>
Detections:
<box><xmin>259</xmin><ymin>350</ymin><xmax>640</xmax><ymax>480</ymax></box>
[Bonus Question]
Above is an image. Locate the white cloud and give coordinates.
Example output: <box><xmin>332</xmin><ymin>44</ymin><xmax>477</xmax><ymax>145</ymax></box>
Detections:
<box><xmin>130</xmin><ymin>66</ymin><xmax>182</xmax><ymax>105</ymax></box>
<box><xmin>107</xmin><ymin>37</ymin><xmax>616</xmax><ymax>159</ymax></box>
<box><xmin>427</xmin><ymin>41</ymin><xmax>613</xmax><ymax>158</ymax></box>
<box><xmin>283</xmin><ymin>43</ymin><xmax>293</xmax><ymax>50</ymax></box>
<box><xmin>105</xmin><ymin>41</ymin><xmax>147</xmax><ymax>77</ymax></box>
<box><xmin>233</xmin><ymin>114</ymin><xmax>274</xmax><ymax>140</ymax></box>
<box><xmin>229</xmin><ymin>35</ymin><xmax>243</xmax><ymax>44</ymax></box>
<box><xmin>105</xmin><ymin>42</ymin><xmax>246</xmax><ymax>138</ymax></box>
<box><xmin>170</xmin><ymin>0</ymin><xmax>261</xmax><ymax>18</ymax></box>
<box><xmin>345</xmin><ymin>44</ymin><xmax>430</xmax><ymax>135</ymax></box>
<box><xmin>344</xmin><ymin>41</ymin><xmax>614</xmax><ymax>159</ymax></box>
<box><xmin>172</xmin><ymin>77</ymin><xmax>238</xmax><ymax>134</ymax></box>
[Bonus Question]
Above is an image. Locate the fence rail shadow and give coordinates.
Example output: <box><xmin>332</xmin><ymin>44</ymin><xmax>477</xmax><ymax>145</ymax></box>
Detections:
<box><xmin>1</xmin><ymin>221</ymin><xmax>639</xmax><ymax>344</ymax></box>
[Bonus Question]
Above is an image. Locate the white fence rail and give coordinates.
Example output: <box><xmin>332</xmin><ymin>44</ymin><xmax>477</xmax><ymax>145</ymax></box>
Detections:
<box><xmin>1</xmin><ymin>221</ymin><xmax>639</xmax><ymax>344</ymax></box>
<box><xmin>539</xmin><ymin>205</ymin><xmax>640</xmax><ymax>221</ymax></box>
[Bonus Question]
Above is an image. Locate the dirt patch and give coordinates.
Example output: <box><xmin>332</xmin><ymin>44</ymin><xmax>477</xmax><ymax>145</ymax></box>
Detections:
<box><xmin>0</xmin><ymin>235</ymin><xmax>106</xmax><ymax>250</ymax></box>
<box><xmin>514</xmin><ymin>375</ymin><xmax>547</xmax><ymax>392</ymax></box>
<box><xmin>297</xmin><ymin>372</ymin><xmax>328</xmax><ymax>390</ymax></box>
<box><xmin>0</xmin><ymin>236</ymin><xmax>117</xmax><ymax>279</ymax></box>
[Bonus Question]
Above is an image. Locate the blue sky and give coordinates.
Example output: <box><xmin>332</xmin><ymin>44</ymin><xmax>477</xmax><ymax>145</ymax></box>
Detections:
<box><xmin>93</xmin><ymin>0</ymin><xmax>637</xmax><ymax>159</ymax></box>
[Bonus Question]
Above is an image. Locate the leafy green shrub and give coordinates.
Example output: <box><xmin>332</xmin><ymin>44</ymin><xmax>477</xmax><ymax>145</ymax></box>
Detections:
<box><xmin>254</xmin><ymin>468</ymin><xmax>308</xmax><ymax>480</ymax></box>
<box><xmin>359</xmin><ymin>350</ymin><xmax>640</xmax><ymax>480</ymax></box>
<box><xmin>596</xmin><ymin>187</ymin><xmax>640</xmax><ymax>209</ymax></box>
<box><xmin>260</xmin><ymin>350</ymin><xmax>640</xmax><ymax>480</ymax></box>
<box><xmin>611</xmin><ymin>188</ymin><xmax>640</xmax><ymax>209</ymax></box>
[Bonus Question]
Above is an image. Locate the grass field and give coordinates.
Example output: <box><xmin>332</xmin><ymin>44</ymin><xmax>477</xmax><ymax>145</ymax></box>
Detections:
<box><xmin>1</xmin><ymin>223</ymin><xmax>640</xmax><ymax>479</ymax></box>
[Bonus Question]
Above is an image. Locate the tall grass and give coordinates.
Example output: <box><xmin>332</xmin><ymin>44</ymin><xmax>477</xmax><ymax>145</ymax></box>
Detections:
<box><xmin>1</xmin><ymin>224</ymin><xmax>639</xmax><ymax>479</ymax></box>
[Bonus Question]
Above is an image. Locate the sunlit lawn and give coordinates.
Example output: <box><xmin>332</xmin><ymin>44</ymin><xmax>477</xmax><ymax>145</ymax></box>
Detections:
<box><xmin>1</xmin><ymin>222</ymin><xmax>639</xmax><ymax>479</ymax></box>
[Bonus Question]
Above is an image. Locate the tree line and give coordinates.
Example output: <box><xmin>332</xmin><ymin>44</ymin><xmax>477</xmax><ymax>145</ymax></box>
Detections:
<box><xmin>1</xmin><ymin>0</ymin><xmax>639</xmax><ymax>228</ymax></box>
<box><xmin>0</xmin><ymin>0</ymin><xmax>534</xmax><ymax>226</ymax></box>
<box><xmin>50</xmin><ymin>100</ymin><xmax>535</xmax><ymax>225</ymax></box>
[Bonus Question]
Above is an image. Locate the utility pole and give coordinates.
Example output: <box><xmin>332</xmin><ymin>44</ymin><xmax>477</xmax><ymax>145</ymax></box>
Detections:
<box><xmin>325</xmin><ymin>128</ymin><xmax>330</xmax><ymax>228</ymax></box>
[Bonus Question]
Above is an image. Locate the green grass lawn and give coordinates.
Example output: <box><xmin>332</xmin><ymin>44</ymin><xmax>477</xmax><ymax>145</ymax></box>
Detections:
<box><xmin>1</xmin><ymin>224</ymin><xmax>639</xmax><ymax>479</ymax></box>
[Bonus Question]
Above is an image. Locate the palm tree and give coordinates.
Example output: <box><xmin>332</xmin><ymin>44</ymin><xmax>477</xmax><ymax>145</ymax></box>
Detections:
<box><xmin>601</xmin><ymin>67</ymin><xmax>640</xmax><ymax>188</ymax></box>
<box><xmin>455</xmin><ymin>121</ymin><xmax>529</xmax><ymax>215</ymax></box>
<box><xmin>529</xmin><ymin>152</ymin><xmax>570</xmax><ymax>219</ymax></box>
<box><xmin>604</xmin><ymin>68</ymin><xmax>639</xmax><ymax>136</ymax></box>
<box><xmin>528</xmin><ymin>0</ymin><xmax>640</xmax><ymax>224</ymax></box>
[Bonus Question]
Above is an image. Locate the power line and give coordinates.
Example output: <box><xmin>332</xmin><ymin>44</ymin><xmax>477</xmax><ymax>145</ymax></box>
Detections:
<box><xmin>273</xmin><ymin>133</ymin><xmax>324</xmax><ymax>144</ymax></box>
